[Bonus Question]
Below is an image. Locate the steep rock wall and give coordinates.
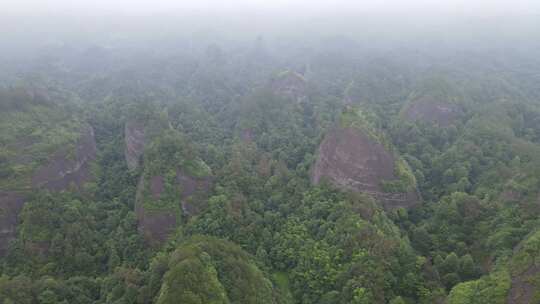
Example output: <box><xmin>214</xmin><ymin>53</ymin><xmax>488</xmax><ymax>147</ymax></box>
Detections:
<box><xmin>507</xmin><ymin>265</ymin><xmax>540</xmax><ymax>304</ymax></box>
<box><xmin>31</xmin><ymin>125</ymin><xmax>97</xmax><ymax>191</ymax></box>
<box><xmin>0</xmin><ymin>192</ymin><xmax>26</xmax><ymax>256</ymax></box>
<box><xmin>136</xmin><ymin>170</ymin><xmax>212</xmax><ymax>246</ymax></box>
<box><xmin>403</xmin><ymin>96</ymin><xmax>462</xmax><ymax>127</ymax></box>
<box><xmin>124</xmin><ymin>120</ymin><xmax>146</xmax><ymax>170</ymax></box>
<box><xmin>0</xmin><ymin>125</ymin><xmax>97</xmax><ymax>255</ymax></box>
<box><xmin>270</xmin><ymin>70</ymin><xmax>307</xmax><ymax>102</ymax></box>
<box><xmin>311</xmin><ymin>127</ymin><xmax>419</xmax><ymax>209</ymax></box>
<box><xmin>135</xmin><ymin>175</ymin><xmax>177</xmax><ymax>246</ymax></box>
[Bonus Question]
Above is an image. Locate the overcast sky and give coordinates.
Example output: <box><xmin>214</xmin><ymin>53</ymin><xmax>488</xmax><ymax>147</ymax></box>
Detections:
<box><xmin>4</xmin><ymin>0</ymin><xmax>539</xmax><ymax>17</ymax></box>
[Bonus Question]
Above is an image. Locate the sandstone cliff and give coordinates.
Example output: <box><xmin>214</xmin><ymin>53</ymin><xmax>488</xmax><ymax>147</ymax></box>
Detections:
<box><xmin>270</xmin><ymin>70</ymin><xmax>307</xmax><ymax>102</ymax></box>
<box><xmin>31</xmin><ymin>124</ymin><xmax>97</xmax><ymax>191</ymax></box>
<box><xmin>133</xmin><ymin>129</ymin><xmax>212</xmax><ymax>245</ymax></box>
<box><xmin>311</xmin><ymin>110</ymin><xmax>419</xmax><ymax>209</ymax></box>
<box><xmin>124</xmin><ymin>120</ymin><xmax>146</xmax><ymax>170</ymax></box>
<box><xmin>0</xmin><ymin>124</ymin><xmax>97</xmax><ymax>255</ymax></box>
<box><xmin>403</xmin><ymin>95</ymin><xmax>462</xmax><ymax>127</ymax></box>
<box><xmin>0</xmin><ymin>192</ymin><xmax>26</xmax><ymax>255</ymax></box>
<box><xmin>507</xmin><ymin>230</ymin><xmax>540</xmax><ymax>304</ymax></box>
<box><xmin>135</xmin><ymin>169</ymin><xmax>212</xmax><ymax>245</ymax></box>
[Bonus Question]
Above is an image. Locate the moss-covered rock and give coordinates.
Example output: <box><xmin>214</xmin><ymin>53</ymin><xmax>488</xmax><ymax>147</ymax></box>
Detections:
<box><xmin>507</xmin><ymin>230</ymin><xmax>540</xmax><ymax>304</ymax></box>
<box><xmin>0</xmin><ymin>87</ymin><xmax>97</xmax><ymax>256</ymax></box>
<box><xmin>156</xmin><ymin>236</ymin><xmax>277</xmax><ymax>304</ymax></box>
<box><xmin>136</xmin><ymin>129</ymin><xmax>212</xmax><ymax>245</ymax></box>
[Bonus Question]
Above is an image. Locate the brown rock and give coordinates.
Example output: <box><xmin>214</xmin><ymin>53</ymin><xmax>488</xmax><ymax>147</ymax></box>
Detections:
<box><xmin>0</xmin><ymin>192</ymin><xmax>26</xmax><ymax>256</ymax></box>
<box><xmin>0</xmin><ymin>125</ymin><xmax>97</xmax><ymax>256</ymax></box>
<box><xmin>136</xmin><ymin>169</ymin><xmax>212</xmax><ymax>246</ymax></box>
<box><xmin>135</xmin><ymin>174</ymin><xmax>176</xmax><ymax>246</ymax></box>
<box><xmin>507</xmin><ymin>265</ymin><xmax>540</xmax><ymax>304</ymax></box>
<box><xmin>311</xmin><ymin>127</ymin><xmax>419</xmax><ymax>209</ymax></box>
<box><xmin>124</xmin><ymin>121</ymin><xmax>146</xmax><ymax>170</ymax></box>
<box><xmin>31</xmin><ymin>124</ymin><xmax>97</xmax><ymax>191</ymax></box>
<box><xmin>149</xmin><ymin>175</ymin><xmax>164</xmax><ymax>200</ymax></box>
<box><xmin>404</xmin><ymin>96</ymin><xmax>462</xmax><ymax>127</ymax></box>
<box><xmin>176</xmin><ymin>169</ymin><xmax>212</xmax><ymax>216</ymax></box>
<box><xmin>270</xmin><ymin>71</ymin><xmax>307</xmax><ymax>102</ymax></box>
<box><xmin>240</xmin><ymin>128</ymin><xmax>254</xmax><ymax>143</ymax></box>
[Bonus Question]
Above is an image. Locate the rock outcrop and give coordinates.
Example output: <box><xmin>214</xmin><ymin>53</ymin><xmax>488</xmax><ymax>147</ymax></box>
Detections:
<box><xmin>176</xmin><ymin>169</ymin><xmax>212</xmax><ymax>215</ymax></box>
<box><xmin>507</xmin><ymin>265</ymin><xmax>540</xmax><ymax>304</ymax></box>
<box><xmin>0</xmin><ymin>192</ymin><xmax>26</xmax><ymax>256</ymax></box>
<box><xmin>507</xmin><ymin>230</ymin><xmax>540</xmax><ymax>304</ymax></box>
<box><xmin>31</xmin><ymin>125</ymin><xmax>97</xmax><ymax>191</ymax></box>
<box><xmin>124</xmin><ymin>120</ymin><xmax>146</xmax><ymax>170</ymax></box>
<box><xmin>136</xmin><ymin>169</ymin><xmax>212</xmax><ymax>245</ymax></box>
<box><xmin>403</xmin><ymin>96</ymin><xmax>462</xmax><ymax>127</ymax></box>
<box><xmin>135</xmin><ymin>175</ymin><xmax>177</xmax><ymax>246</ymax></box>
<box><xmin>0</xmin><ymin>125</ymin><xmax>97</xmax><ymax>255</ymax></box>
<box><xmin>270</xmin><ymin>70</ymin><xmax>307</xmax><ymax>102</ymax></box>
<box><xmin>133</xmin><ymin>129</ymin><xmax>212</xmax><ymax>245</ymax></box>
<box><xmin>311</xmin><ymin>125</ymin><xmax>419</xmax><ymax>209</ymax></box>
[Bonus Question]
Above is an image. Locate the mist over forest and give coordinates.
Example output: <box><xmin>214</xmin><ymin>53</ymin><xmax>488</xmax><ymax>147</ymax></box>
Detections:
<box><xmin>1</xmin><ymin>1</ymin><xmax>540</xmax><ymax>304</ymax></box>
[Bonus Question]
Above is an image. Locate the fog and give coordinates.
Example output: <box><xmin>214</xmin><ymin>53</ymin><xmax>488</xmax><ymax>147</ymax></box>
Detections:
<box><xmin>4</xmin><ymin>0</ymin><xmax>540</xmax><ymax>16</ymax></box>
<box><xmin>1</xmin><ymin>0</ymin><xmax>539</xmax><ymax>85</ymax></box>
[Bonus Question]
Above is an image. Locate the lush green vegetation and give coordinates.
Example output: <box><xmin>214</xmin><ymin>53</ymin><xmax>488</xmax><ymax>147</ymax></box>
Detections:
<box><xmin>139</xmin><ymin>128</ymin><xmax>211</xmax><ymax>214</ymax></box>
<box><xmin>1</xmin><ymin>24</ymin><xmax>540</xmax><ymax>304</ymax></box>
<box><xmin>0</xmin><ymin>88</ymin><xmax>83</xmax><ymax>191</ymax></box>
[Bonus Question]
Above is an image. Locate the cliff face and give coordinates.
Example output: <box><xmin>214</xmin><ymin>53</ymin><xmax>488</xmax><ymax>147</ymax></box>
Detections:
<box><xmin>507</xmin><ymin>230</ymin><xmax>540</xmax><ymax>304</ymax></box>
<box><xmin>176</xmin><ymin>169</ymin><xmax>212</xmax><ymax>216</ymax></box>
<box><xmin>0</xmin><ymin>192</ymin><xmax>26</xmax><ymax>256</ymax></box>
<box><xmin>311</xmin><ymin>127</ymin><xmax>419</xmax><ymax>209</ymax></box>
<box><xmin>507</xmin><ymin>265</ymin><xmax>540</xmax><ymax>304</ymax></box>
<box><xmin>270</xmin><ymin>70</ymin><xmax>307</xmax><ymax>102</ymax></box>
<box><xmin>31</xmin><ymin>125</ymin><xmax>97</xmax><ymax>191</ymax></box>
<box><xmin>0</xmin><ymin>125</ymin><xmax>97</xmax><ymax>255</ymax></box>
<box><xmin>135</xmin><ymin>170</ymin><xmax>212</xmax><ymax>245</ymax></box>
<box><xmin>132</xmin><ymin>129</ymin><xmax>212</xmax><ymax>245</ymax></box>
<box><xmin>403</xmin><ymin>96</ymin><xmax>462</xmax><ymax>127</ymax></box>
<box><xmin>124</xmin><ymin>121</ymin><xmax>146</xmax><ymax>170</ymax></box>
<box><xmin>135</xmin><ymin>175</ymin><xmax>177</xmax><ymax>246</ymax></box>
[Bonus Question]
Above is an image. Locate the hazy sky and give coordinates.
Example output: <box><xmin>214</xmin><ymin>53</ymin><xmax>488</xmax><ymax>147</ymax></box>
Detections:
<box><xmin>4</xmin><ymin>0</ymin><xmax>539</xmax><ymax>17</ymax></box>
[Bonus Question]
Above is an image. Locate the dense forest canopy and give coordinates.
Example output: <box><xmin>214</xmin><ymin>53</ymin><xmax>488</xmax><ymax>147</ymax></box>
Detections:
<box><xmin>1</xmin><ymin>2</ymin><xmax>540</xmax><ymax>303</ymax></box>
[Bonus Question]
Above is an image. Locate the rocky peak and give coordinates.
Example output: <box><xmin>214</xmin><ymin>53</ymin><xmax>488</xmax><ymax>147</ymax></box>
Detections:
<box><xmin>311</xmin><ymin>109</ymin><xmax>419</xmax><ymax>209</ymax></box>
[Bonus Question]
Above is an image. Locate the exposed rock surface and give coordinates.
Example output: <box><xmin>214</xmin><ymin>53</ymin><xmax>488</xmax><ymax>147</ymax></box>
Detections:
<box><xmin>311</xmin><ymin>127</ymin><xmax>419</xmax><ymax>209</ymax></box>
<box><xmin>270</xmin><ymin>70</ymin><xmax>307</xmax><ymax>102</ymax></box>
<box><xmin>0</xmin><ymin>192</ymin><xmax>26</xmax><ymax>256</ymax></box>
<box><xmin>240</xmin><ymin>128</ymin><xmax>254</xmax><ymax>143</ymax></box>
<box><xmin>125</xmin><ymin>123</ymin><xmax>213</xmax><ymax>245</ymax></box>
<box><xmin>136</xmin><ymin>170</ymin><xmax>212</xmax><ymax>246</ymax></box>
<box><xmin>31</xmin><ymin>125</ymin><xmax>97</xmax><ymax>191</ymax></box>
<box><xmin>507</xmin><ymin>230</ymin><xmax>540</xmax><ymax>304</ymax></box>
<box><xmin>507</xmin><ymin>265</ymin><xmax>540</xmax><ymax>304</ymax></box>
<box><xmin>124</xmin><ymin>120</ymin><xmax>146</xmax><ymax>170</ymax></box>
<box><xmin>176</xmin><ymin>169</ymin><xmax>212</xmax><ymax>216</ymax></box>
<box><xmin>0</xmin><ymin>125</ymin><xmax>97</xmax><ymax>255</ymax></box>
<box><xmin>135</xmin><ymin>176</ymin><xmax>177</xmax><ymax>246</ymax></box>
<box><xmin>403</xmin><ymin>96</ymin><xmax>462</xmax><ymax>127</ymax></box>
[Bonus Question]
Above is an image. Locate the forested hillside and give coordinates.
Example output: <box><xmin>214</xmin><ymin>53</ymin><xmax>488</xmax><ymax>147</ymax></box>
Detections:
<box><xmin>1</xmin><ymin>13</ymin><xmax>540</xmax><ymax>304</ymax></box>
